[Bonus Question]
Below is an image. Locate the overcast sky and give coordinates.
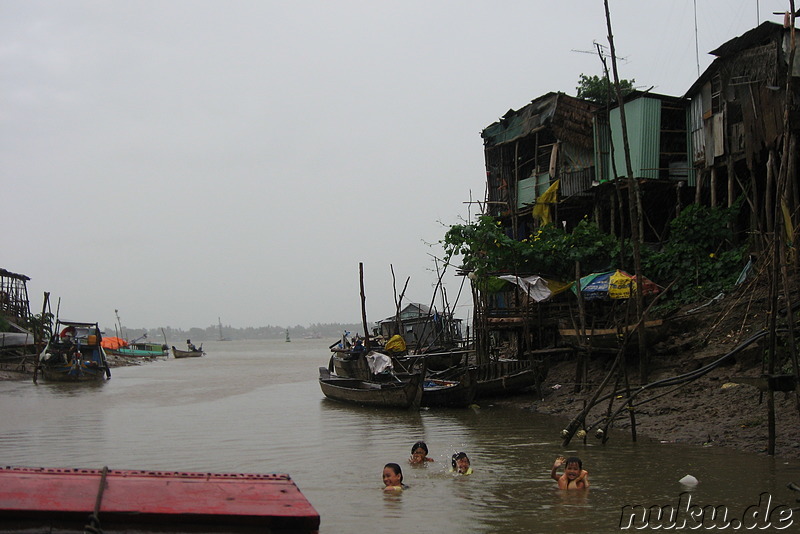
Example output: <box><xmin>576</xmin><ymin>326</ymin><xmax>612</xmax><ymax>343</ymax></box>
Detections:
<box><xmin>1</xmin><ymin>1</ymin><xmax>789</xmax><ymax>330</ymax></box>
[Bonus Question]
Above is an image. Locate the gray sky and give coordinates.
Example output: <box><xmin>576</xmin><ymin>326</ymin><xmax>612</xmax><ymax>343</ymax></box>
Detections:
<box><xmin>1</xmin><ymin>1</ymin><xmax>787</xmax><ymax>330</ymax></box>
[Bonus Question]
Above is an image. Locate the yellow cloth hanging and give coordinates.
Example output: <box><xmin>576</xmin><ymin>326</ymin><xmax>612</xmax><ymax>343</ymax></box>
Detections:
<box><xmin>532</xmin><ymin>179</ymin><xmax>560</xmax><ymax>226</ymax></box>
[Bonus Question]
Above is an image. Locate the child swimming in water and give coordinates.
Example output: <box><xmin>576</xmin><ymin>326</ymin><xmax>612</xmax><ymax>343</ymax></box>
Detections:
<box><xmin>409</xmin><ymin>441</ymin><xmax>434</xmax><ymax>465</ymax></box>
<box><xmin>382</xmin><ymin>463</ymin><xmax>407</xmax><ymax>491</ymax></box>
<box><xmin>451</xmin><ymin>452</ymin><xmax>472</xmax><ymax>475</ymax></box>
<box><xmin>551</xmin><ymin>456</ymin><xmax>589</xmax><ymax>489</ymax></box>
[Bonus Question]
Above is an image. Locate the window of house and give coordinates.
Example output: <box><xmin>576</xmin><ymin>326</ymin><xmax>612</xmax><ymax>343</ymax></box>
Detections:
<box><xmin>711</xmin><ymin>73</ymin><xmax>722</xmax><ymax>114</ymax></box>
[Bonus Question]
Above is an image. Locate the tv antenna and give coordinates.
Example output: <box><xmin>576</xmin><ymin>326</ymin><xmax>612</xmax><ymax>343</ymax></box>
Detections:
<box><xmin>571</xmin><ymin>41</ymin><xmax>627</xmax><ymax>62</ymax></box>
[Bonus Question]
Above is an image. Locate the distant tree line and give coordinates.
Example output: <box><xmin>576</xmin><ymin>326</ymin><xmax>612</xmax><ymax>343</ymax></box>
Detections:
<box><xmin>102</xmin><ymin>322</ymin><xmax>366</xmax><ymax>343</ymax></box>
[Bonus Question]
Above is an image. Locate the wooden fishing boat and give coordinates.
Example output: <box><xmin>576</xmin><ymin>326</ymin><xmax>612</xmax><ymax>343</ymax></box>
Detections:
<box><xmin>318</xmin><ymin>367</ymin><xmax>424</xmax><ymax>409</ymax></box>
<box><xmin>329</xmin><ymin>350</ymin><xmax>477</xmax><ymax>407</ymax></box>
<box><xmin>421</xmin><ymin>366</ymin><xmax>477</xmax><ymax>408</ymax></box>
<box><xmin>0</xmin><ymin>466</ymin><xmax>319</xmax><ymax>533</ymax></box>
<box><xmin>172</xmin><ymin>345</ymin><xmax>204</xmax><ymax>358</ymax></box>
<box><xmin>36</xmin><ymin>320</ymin><xmax>111</xmax><ymax>382</ymax></box>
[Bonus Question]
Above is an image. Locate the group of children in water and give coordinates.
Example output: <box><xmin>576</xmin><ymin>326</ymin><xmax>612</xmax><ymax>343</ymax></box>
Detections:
<box><xmin>382</xmin><ymin>441</ymin><xmax>588</xmax><ymax>491</ymax></box>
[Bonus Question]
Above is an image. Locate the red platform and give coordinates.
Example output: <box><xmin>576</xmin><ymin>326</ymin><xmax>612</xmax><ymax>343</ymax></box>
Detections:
<box><xmin>0</xmin><ymin>466</ymin><xmax>319</xmax><ymax>532</ymax></box>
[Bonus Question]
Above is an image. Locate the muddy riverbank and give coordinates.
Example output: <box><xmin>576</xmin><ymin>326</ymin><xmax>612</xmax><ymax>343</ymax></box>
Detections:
<box><xmin>519</xmin><ymin>280</ymin><xmax>800</xmax><ymax>460</ymax></box>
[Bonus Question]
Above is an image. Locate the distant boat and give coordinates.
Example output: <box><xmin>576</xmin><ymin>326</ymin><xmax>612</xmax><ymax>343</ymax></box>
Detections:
<box><xmin>218</xmin><ymin>317</ymin><xmax>230</xmax><ymax>341</ymax></box>
<box><xmin>36</xmin><ymin>320</ymin><xmax>111</xmax><ymax>382</ymax></box>
<box><xmin>285</xmin><ymin>329</ymin><xmax>291</xmax><ymax>342</ymax></box>
<box><xmin>172</xmin><ymin>345</ymin><xmax>204</xmax><ymax>358</ymax></box>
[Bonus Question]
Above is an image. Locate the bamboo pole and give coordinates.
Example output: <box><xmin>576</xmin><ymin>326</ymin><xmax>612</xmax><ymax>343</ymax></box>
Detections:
<box><xmin>604</xmin><ymin>0</ymin><xmax>648</xmax><ymax>382</ymax></box>
<box><xmin>764</xmin><ymin>0</ymin><xmax>797</xmax><ymax>454</ymax></box>
<box><xmin>574</xmin><ymin>262</ymin><xmax>588</xmax><ymax>393</ymax></box>
<box><xmin>359</xmin><ymin>263</ymin><xmax>370</xmax><ymax>350</ymax></box>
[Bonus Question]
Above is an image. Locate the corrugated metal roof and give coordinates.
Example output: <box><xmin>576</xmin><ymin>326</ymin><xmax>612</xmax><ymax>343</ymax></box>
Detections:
<box><xmin>482</xmin><ymin>92</ymin><xmax>598</xmax><ymax>148</ymax></box>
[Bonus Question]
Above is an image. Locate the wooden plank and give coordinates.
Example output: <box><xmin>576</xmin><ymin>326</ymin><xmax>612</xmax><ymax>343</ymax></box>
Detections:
<box><xmin>559</xmin><ymin>319</ymin><xmax>663</xmax><ymax>337</ymax></box>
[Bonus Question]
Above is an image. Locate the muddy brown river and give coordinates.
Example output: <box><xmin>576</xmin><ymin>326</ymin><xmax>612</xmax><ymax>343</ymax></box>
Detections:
<box><xmin>1</xmin><ymin>339</ymin><xmax>798</xmax><ymax>532</ymax></box>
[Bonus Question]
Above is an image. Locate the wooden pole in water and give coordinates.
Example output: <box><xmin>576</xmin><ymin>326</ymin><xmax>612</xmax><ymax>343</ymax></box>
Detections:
<box><xmin>359</xmin><ymin>262</ymin><xmax>371</xmax><ymax>350</ymax></box>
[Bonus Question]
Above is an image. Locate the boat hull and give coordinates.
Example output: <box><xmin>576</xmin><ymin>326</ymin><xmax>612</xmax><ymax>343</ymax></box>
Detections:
<box><xmin>38</xmin><ymin>360</ymin><xmax>109</xmax><ymax>382</ymax></box>
<box><xmin>105</xmin><ymin>348</ymin><xmax>166</xmax><ymax>358</ymax></box>
<box><xmin>106</xmin><ymin>342</ymin><xmax>167</xmax><ymax>358</ymax></box>
<box><xmin>421</xmin><ymin>367</ymin><xmax>477</xmax><ymax>408</ymax></box>
<box><xmin>318</xmin><ymin>368</ymin><xmax>423</xmax><ymax>409</ymax></box>
<box><xmin>172</xmin><ymin>346</ymin><xmax>204</xmax><ymax>358</ymax></box>
<box><xmin>0</xmin><ymin>466</ymin><xmax>319</xmax><ymax>532</ymax></box>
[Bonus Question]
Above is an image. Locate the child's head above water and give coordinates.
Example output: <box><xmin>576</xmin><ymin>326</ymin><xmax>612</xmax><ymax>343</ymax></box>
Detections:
<box><xmin>563</xmin><ymin>457</ymin><xmax>583</xmax><ymax>482</ymax></box>
<box><xmin>382</xmin><ymin>462</ymin><xmax>404</xmax><ymax>489</ymax></box>
<box><xmin>409</xmin><ymin>441</ymin><xmax>433</xmax><ymax>464</ymax></box>
<box><xmin>564</xmin><ymin>456</ymin><xmax>582</xmax><ymax>470</ymax></box>
<box><xmin>411</xmin><ymin>441</ymin><xmax>428</xmax><ymax>455</ymax></box>
<box><xmin>451</xmin><ymin>452</ymin><xmax>471</xmax><ymax>474</ymax></box>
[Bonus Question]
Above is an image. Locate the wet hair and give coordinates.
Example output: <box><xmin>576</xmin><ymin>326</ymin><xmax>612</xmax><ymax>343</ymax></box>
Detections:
<box><xmin>186</xmin><ymin>339</ymin><xmax>191</xmax><ymax>343</ymax></box>
<box><xmin>564</xmin><ymin>456</ymin><xmax>582</xmax><ymax>469</ymax></box>
<box><xmin>451</xmin><ymin>451</ymin><xmax>469</xmax><ymax>469</ymax></box>
<box><xmin>384</xmin><ymin>462</ymin><xmax>403</xmax><ymax>483</ymax></box>
<box><xmin>411</xmin><ymin>441</ymin><xmax>428</xmax><ymax>455</ymax></box>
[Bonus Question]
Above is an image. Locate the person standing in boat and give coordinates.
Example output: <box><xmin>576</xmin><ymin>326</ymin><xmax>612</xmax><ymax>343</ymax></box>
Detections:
<box><xmin>187</xmin><ymin>339</ymin><xmax>197</xmax><ymax>352</ymax></box>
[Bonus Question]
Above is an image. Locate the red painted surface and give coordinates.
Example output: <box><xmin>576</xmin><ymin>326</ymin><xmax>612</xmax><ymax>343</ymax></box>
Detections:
<box><xmin>0</xmin><ymin>466</ymin><xmax>319</xmax><ymax>531</ymax></box>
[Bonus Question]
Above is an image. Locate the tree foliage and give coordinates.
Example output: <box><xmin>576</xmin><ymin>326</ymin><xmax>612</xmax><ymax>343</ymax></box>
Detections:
<box><xmin>441</xmin><ymin>216</ymin><xmax>617</xmax><ymax>280</ymax></box>
<box><xmin>641</xmin><ymin>203</ymin><xmax>747</xmax><ymax>303</ymax></box>
<box><xmin>576</xmin><ymin>73</ymin><xmax>635</xmax><ymax>104</ymax></box>
<box><xmin>442</xmin><ymin>203</ymin><xmax>748</xmax><ymax>307</ymax></box>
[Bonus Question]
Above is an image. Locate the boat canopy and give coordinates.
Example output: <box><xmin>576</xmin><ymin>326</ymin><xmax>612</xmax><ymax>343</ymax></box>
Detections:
<box><xmin>100</xmin><ymin>336</ymin><xmax>128</xmax><ymax>349</ymax></box>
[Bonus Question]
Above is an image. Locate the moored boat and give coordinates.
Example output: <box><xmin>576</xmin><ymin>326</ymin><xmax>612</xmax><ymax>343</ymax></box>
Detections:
<box><xmin>36</xmin><ymin>320</ymin><xmax>111</xmax><ymax>382</ymax></box>
<box><xmin>172</xmin><ymin>345</ymin><xmax>204</xmax><ymax>358</ymax></box>
<box><xmin>0</xmin><ymin>465</ymin><xmax>319</xmax><ymax>532</ymax></box>
<box><xmin>318</xmin><ymin>365</ymin><xmax>424</xmax><ymax>409</ymax></box>
<box><xmin>103</xmin><ymin>338</ymin><xmax>168</xmax><ymax>358</ymax></box>
<box><xmin>421</xmin><ymin>366</ymin><xmax>477</xmax><ymax>408</ymax></box>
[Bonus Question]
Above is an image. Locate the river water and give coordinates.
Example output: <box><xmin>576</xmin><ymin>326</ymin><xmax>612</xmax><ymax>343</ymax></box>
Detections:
<box><xmin>1</xmin><ymin>339</ymin><xmax>798</xmax><ymax>533</ymax></box>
